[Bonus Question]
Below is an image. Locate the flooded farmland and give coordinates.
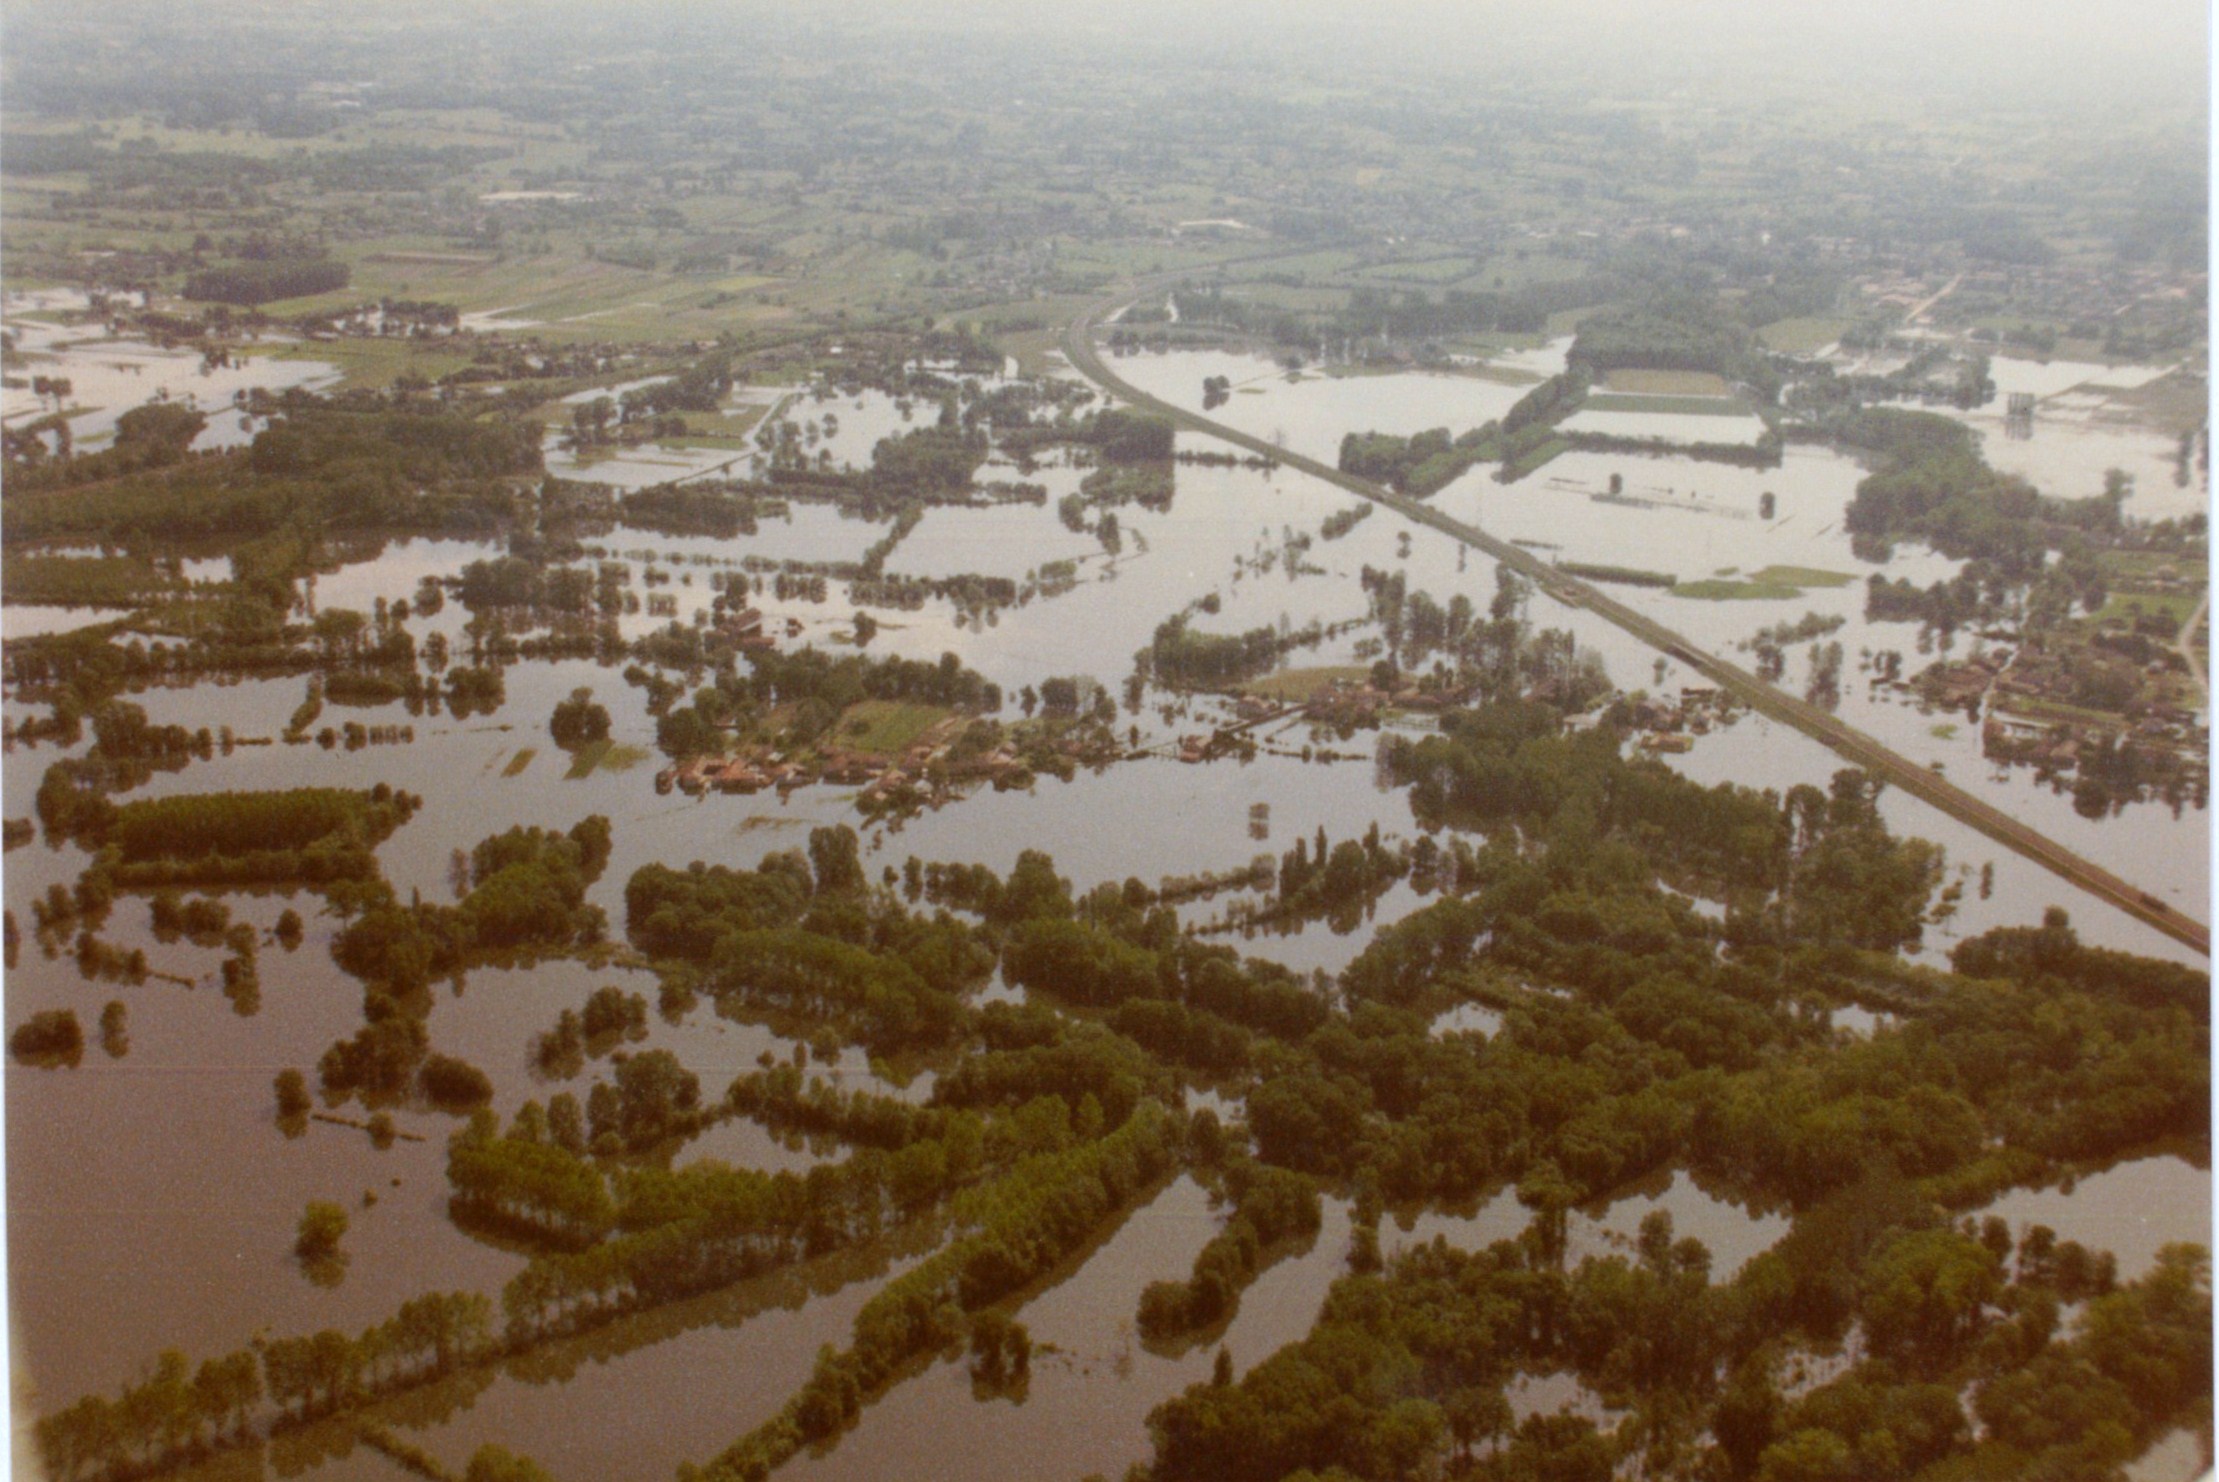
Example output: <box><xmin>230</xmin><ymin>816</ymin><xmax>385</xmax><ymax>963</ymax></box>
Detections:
<box><xmin>5</xmin><ymin>244</ymin><xmax>2208</xmax><ymax>1481</ymax></box>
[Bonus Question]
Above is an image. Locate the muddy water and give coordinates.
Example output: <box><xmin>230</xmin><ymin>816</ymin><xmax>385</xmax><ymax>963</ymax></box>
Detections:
<box><xmin>1109</xmin><ymin>347</ymin><xmax>1563</xmax><ymax>465</ymax></box>
<box><xmin>2127</xmin><ymin>1428</ymin><xmax>2211</xmax><ymax>1482</ymax></box>
<box><xmin>776</xmin><ymin>1177</ymin><xmax>1357</xmax><ymax>1482</ymax></box>
<box><xmin>778</xmin><ymin>388</ymin><xmax>927</xmax><ymax>470</ymax></box>
<box><xmin>11</xmin><ymin>475</ymin><xmax>2188</xmax><ymax>1415</ymax></box>
<box><xmin>6</xmin><ymin>889</ymin><xmax>528</xmax><ymax>1406</ymax></box>
<box><xmin>1508</xmin><ymin>1370</ymin><xmax>1625</xmax><ymax>1429</ymax></box>
<box><xmin>1927</xmin><ymin>353</ymin><xmax>2204</xmax><ymax>524</ymax></box>
<box><xmin>6</xmin><ymin>338</ymin><xmax>2207</xmax><ymax>1452</ymax></box>
<box><xmin>1182</xmin><ymin>878</ymin><xmax>1434</xmax><ymax>982</ymax></box>
<box><xmin>542</xmin><ymin>434</ymin><xmax>750</xmax><ymax>491</ymax></box>
<box><xmin>1666</xmin><ymin>710</ymin><xmax>2207</xmax><ymax>968</ymax></box>
<box><xmin>1430</xmin><ymin>1001</ymin><xmax>1504</xmax><ymax>1038</ymax></box>
<box><xmin>0</xmin><ymin>290</ymin><xmax>339</xmax><ymax>448</ymax></box>
<box><xmin>1556</xmin><ymin>407</ymin><xmax>1770</xmax><ymax>446</ymax></box>
<box><xmin>385</xmin><ymin>1237</ymin><xmax>938</xmax><ymax>1482</ymax></box>
<box><xmin>1976</xmin><ymin>1154</ymin><xmax>2211</xmax><ymax>1281</ymax></box>
<box><xmin>1381</xmin><ymin>1169</ymin><xmax>1789</xmax><ymax>1280</ymax></box>
<box><xmin>0</xmin><ymin>605</ymin><xmax>123</xmax><ymax>639</ymax></box>
<box><xmin>896</xmin><ymin>503</ymin><xmax>1105</xmax><ymax>582</ymax></box>
<box><xmin>169</xmin><ymin>1449</ymin><xmax>421</xmax><ymax>1482</ymax></box>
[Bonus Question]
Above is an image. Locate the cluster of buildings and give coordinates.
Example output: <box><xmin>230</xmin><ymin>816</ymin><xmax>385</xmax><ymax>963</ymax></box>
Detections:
<box><xmin>653</xmin><ymin>712</ymin><xmax>1128</xmax><ymax>808</ymax></box>
<box><xmin>1626</xmin><ymin>684</ymin><xmax>1730</xmax><ymax>753</ymax></box>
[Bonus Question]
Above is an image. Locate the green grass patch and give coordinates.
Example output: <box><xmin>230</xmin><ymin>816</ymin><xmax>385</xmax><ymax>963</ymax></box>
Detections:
<box><xmin>1670</xmin><ymin>578</ymin><xmax>1802</xmax><ymax>601</ymax></box>
<box><xmin>1560</xmin><ymin>562</ymin><xmax>1676</xmax><ymax>589</ymax></box>
<box><xmin>1756</xmin><ymin>317</ymin><xmax>1851</xmax><ymax>354</ymax></box>
<box><xmin>502</xmin><ymin>748</ymin><xmax>537</xmax><ymax>777</ymax></box>
<box><xmin>835</xmin><ymin>700</ymin><xmax>949</xmax><ymax>756</ymax></box>
<box><xmin>1750</xmin><ymin>565</ymin><xmax>1856</xmax><ymax>589</ymax></box>
<box><xmin>995</xmin><ymin>328</ymin><xmax>1063</xmax><ymax>379</ymax></box>
<box><xmin>562</xmin><ymin>740</ymin><xmax>650</xmax><ymax>779</ymax></box>
<box><xmin>2</xmin><ymin>553</ymin><xmax>177</xmax><ymax>607</ymax></box>
<box><xmin>1544</xmin><ymin>305</ymin><xmax>1610</xmax><ymax>335</ymax></box>
<box><xmin>1671</xmin><ymin>565</ymin><xmax>1852</xmax><ymax>600</ymax></box>
<box><xmin>1456</xmin><ymin>331</ymin><xmax>1550</xmax><ymax>353</ymax></box>
<box><xmin>1351</xmin><ymin>256</ymin><xmax>1485</xmax><ymax>285</ymax></box>
<box><xmin>2098</xmin><ymin>548</ymin><xmax>2207</xmax><ymax>584</ymax></box>
<box><xmin>262</xmin><ymin>337</ymin><xmax>475</xmax><ymax>391</ymax></box>
<box><xmin>1930</xmin><ymin>723</ymin><xmax>1959</xmax><ymax>740</ymax></box>
<box><xmin>1500</xmin><ymin>436</ymin><xmax>1569</xmax><ymax>482</ymax></box>
<box><xmin>1993</xmin><ymin>693</ymin><xmax>2127</xmax><ymax>728</ymax></box>
<box><xmin>2086</xmin><ymin>589</ymin><xmax>2201</xmax><ymax>631</ymax></box>
<box><xmin>1246</xmin><ymin>665</ymin><xmax>1372</xmax><ymax>702</ymax></box>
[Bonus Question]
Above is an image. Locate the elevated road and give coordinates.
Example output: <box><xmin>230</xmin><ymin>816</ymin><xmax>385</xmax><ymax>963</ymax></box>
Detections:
<box><xmin>1060</xmin><ymin>287</ymin><xmax>2210</xmax><ymax>956</ymax></box>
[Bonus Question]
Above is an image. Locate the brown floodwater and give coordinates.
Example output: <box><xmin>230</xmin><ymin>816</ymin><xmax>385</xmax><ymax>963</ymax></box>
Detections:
<box><xmin>5</xmin><ymin>344</ymin><xmax>2206</xmax><ymax>1476</ymax></box>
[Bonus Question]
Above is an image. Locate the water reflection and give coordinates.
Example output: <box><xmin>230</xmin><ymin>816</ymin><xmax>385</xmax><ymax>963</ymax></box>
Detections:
<box><xmin>1976</xmin><ymin>1154</ymin><xmax>2211</xmax><ymax>1281</ymax></box>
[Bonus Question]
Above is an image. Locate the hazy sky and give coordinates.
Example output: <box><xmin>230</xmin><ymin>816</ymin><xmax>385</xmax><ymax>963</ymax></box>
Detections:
<box><xmin>6</xmin><ymin>0</ymin><xmax>2210</xmax><ymax>126</ymax></box>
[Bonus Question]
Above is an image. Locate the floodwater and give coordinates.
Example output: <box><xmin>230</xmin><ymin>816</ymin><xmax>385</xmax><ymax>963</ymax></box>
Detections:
<box><xmin>1109</xmin><ymin>346</ymin><xmax>1560</xmax><ymax>465</ymax></box>
<box><xmin>1556</xmin><ymin>407</ymin><xmax>1770</xmax><ymax>445</ymax></box>
<box><xmin>386</xmin><ymin>1237</ymin><xmax>940</xmax><ymax>1482</ymax></box>
<box><xmin>775</xmin><ymin>1176</ymin><xmax>1356</xmax><ymax>1482</ymax></box>
<box><xmin>1422</xmin><ymin>443</ymin><xmax>2206</xmax><ymax>934</ymax></box>
<box><xmin>1976</xmin><ymin>1154</ymin><xmax>2211</xmax><ymax>1281</ymax></box>
<box><xmin>1928</xmin><ymin>353</ymin><xmax>2205</xmax><ymax>523</ymax></box>
<box><xmin>542</xmin><ymin>434</ymin><xmax>749</xmax><ymax>491</ymax></box>
<box><xmin>4</xmin><ymin>340</ymin><xmax>2208</xmax><ymax>1475</ymax></box>
<box><xmin>0</xmin><ymin>605</ymin><xmax>121</xmax><ymax>639</ymax></box>
<box><xmin>1</xmin><ymin>290</ymin><xmax>339</xmax><ymax>450</ymax></box>
<box><xmin>5</xmin><ymin>885</ymin><xmax>529</xmax><ymax>1406</ymax></box>
<box><xmin>1380</xmin><ymin>1168</ymin><xmax>1789</xmax><ymax>1281</ymax></box>
<box><xmin>1429</xmin><ymin>1001</ymin><xmax>1504</xmax><ymax>1038</ymax></box>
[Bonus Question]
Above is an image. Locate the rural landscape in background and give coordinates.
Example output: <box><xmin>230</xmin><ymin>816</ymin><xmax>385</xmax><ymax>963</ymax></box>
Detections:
<box><xmin>0</xmin><ymin>2</ymin><xmax>2210</xmax><ymax>1480</ymax></box>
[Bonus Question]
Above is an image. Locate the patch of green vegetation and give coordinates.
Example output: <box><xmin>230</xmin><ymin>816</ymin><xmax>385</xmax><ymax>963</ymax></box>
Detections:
<box><xmin>263</xmin><ymin>338</ymin><xmax>476</xmax><ymax>392</ymax></box>
<box><xmin>1751</xmin><ymin>565</ymin><xmax>1856</xmax><ymax>588</ymax></box>
<box><xmin>1601</xmin><ymin>368</ymin><xmax>1731</xmax><ymax>396</ymax></box>
<box><xmin>562</xmin><ymin>740</ymin><xmax>649</xmax><ymax>779</ymax></box>
<box><xmin>1993</xmin><ymin>693</ymin><xmax>2127</xmax><ymax>728</ymax></box>
<box><xmin>1559</xmin><ymin>562</ymin><xmax>1676</xmax><ymax>589</ymax></box>
<box><xmin>1499</xmin><ymin>435</ymin><xmax>1569</xmax><ymax>481</ymax></box>
<box><xmin>1544</xmin><ymin>305</ymin><xmax>1609</xmax><ymax>335</ymax></box>
<box><xmin>1246</xmin><ymin>666</ymin><xmax>1372</xmax><ymax>702</ymax></box>
<box><xmin>1671</xmin><ymin>578</ymin><xmax>1802</xmax><ymax>601</ymax></box>
<box><xmin>1462</xmin><ymin>363</ymin><xmax>1545</xmax><ymax>387</ymax></box>
<box><xmin>1756</xmin><ymin>316</ymin><xmax>1851</xmax><ymax>354</ymax></box>
<box><xmin>2098</xmin><ymin>548</ymin><xmax>2207</xmax><ymax>584</ymax></box>
<box><xmin>1</xmin><ymin>553</ymin><xmax>177</xmax><ymax>607</ymax></box>
<box><xmin>836</xmin><ymin>700</ymin><xmax>948</xmax><ymax>756</ymax></box>
<box><xmin>502</xmin><ymin>748</ymin><xmax>537</xmax><ymax>777</ymax></box>
<box><xmin>1930</xmin><ymin>723</ymin><xmax>1959</xmax><ymax>740</ymax></box>
<box><xmin>2086</xmin><ymin>589</ymin><xmax>2201</xmax><ymax>631</ymax></box>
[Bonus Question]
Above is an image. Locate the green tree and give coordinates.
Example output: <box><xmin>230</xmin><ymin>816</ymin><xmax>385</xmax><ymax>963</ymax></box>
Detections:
<box><xmin>466</xmin><ymin>1445</ymin><xmax>557</xmax><ymax>1482</ymax></box>
<box><xmin>1860</xmin><ymin>1228</ymin><xmax>2001</xmax><ymax>1373</ymax></box>
<box><xmin>550</xmin><ymin>687</ymin><xmax>612</xmax><ymax>749</ymax></box>
<box><xmin>296</xmin><ymin>1201</ymin><xmax>349</xmax><ymax>1260</ymax></box>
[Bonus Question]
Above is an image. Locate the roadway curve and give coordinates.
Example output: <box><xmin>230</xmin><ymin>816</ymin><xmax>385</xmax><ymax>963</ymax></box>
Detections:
<box><xmin>1060</xmin><ymin>286</ymin><xmax>2210</xmax><ymax>956</ymax></box>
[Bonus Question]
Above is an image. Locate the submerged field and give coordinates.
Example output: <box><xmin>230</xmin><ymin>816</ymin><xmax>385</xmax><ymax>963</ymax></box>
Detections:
<box><xmin>0</xmin><ymin>11</ymin><xmax>2210</xmax><ymax>1481</ymax></box>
